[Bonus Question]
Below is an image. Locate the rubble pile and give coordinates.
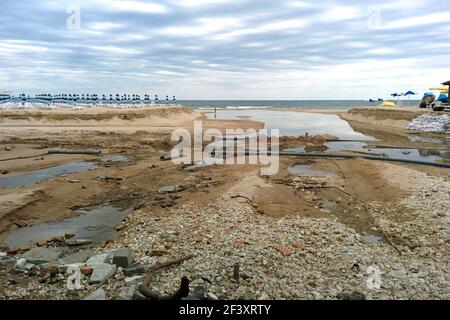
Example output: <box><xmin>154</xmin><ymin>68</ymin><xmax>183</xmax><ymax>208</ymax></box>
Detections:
<box><xmin>408</xmin><ymin>114</ymin><xmax>450</xmax><ymax>133</ymax></box>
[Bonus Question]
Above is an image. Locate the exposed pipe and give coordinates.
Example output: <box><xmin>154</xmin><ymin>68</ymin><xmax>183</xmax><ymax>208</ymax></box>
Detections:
<box><xmin>277</xmin><ymin>151</ymin><xmax>450</xmax><ymax>168</ymax></box>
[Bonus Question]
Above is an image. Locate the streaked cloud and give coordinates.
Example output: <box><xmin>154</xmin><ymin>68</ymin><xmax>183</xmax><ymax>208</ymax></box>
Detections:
<box><xmin>0</xmin><ymin>0</ymin><xmax>449</xmax><ymax>99</ymax></box>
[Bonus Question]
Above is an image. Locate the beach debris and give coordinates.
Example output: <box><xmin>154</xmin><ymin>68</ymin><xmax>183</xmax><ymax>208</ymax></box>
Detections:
<box><xmin>13</xmin><ymin>220</ymin><xmax>28</xmax><ymax>228</ymax></box>
<box><xmin>408</xmin><ymin>114</ymin><xmax>450</xmax><ymax>133</ymax></box>
<box><xmin>21</xmin><ymin>247</ymin><xmax>63</xmax><ymax>264</ymax></box>
<box><xmin>139</xmin><ymin>255</ymin><xmax>193</xmax><ymax>300</ymax></box>
<box><xmin>66</xmin><ymin>239</ymin><xmax>92</xmax><ymax>246</ymax></box>
<box><xmin>89</xmin><ymin>263</ymin><xmax>117</xmax><ymax>284</ymax></box>
<box><xmin>110</xmin><ymin>248</ymin><xmax>133</xmax><ymax>268</ymax></box>
<box><xmin>80</xmin><ymin>265</ymin><xmax>94</xmax><ymax>275</ymax></box>
<box><xmin>233</xmin><ymin>262</ymin><xmax>240</xmax><ymax>284</ymax></box>
<box><xmin>4</xmin><ymin>146</ymin><xmax>13</xmax><ymax>151</ymax></box>
<box><xmin>339</xmin><ymin>291</ymin><xmax>366</xmax><ymax>300</ymax></box>
<box><xmin>47</xmin><ymin>149</ymin><xmax>102</xmax><ymax>155</ymax></box>
<box><xmin>206</xmin><ymin>292</ymin><xmax>219</xmax><ymax>300</ymax></box>
<box><xmin>114</xmin><ymin>223</ymin><xmax>127</xmax><ymax>231</ymax></box>
<box><xmin>123</xmin><ymin>263</ymin><xmax>145</xmax><ymax>276</ymax></box>
<box><xmin>84</xmin><ymin>287</ymin><xmax>107</xmax><ymax>300</ymax></box>
<box><xmin>64</xmin><ymin>233</ymin><xmax>76</xmax><ymax>239</ymax></box>
<box><xmin>158</xmin><ymin>185</ymin><xmax>184</xmax><ymax>193</ymax></box>
<box><xmin>100</xmin><ymin>176</ymin><xmax>123</xmax><ymax>182</ymax></box>
<box><xmin>183</xmin><ymin>162</ymin><xmax>212</xmax><ymax>172</ymax></box>
<box><xmin>86</xmin><ymin>253</ymin><xmax>111</xmax><ymax>267</ymax></box>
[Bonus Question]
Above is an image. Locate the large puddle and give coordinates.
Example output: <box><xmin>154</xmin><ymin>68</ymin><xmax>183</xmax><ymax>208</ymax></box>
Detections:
<box><xmin>288</xmin><ymin>164</ymin><xmax>334</xmax><ymax>177</ymax></box>
<box><xmin>0</xmin><ymin>155</ymin><xmax>131</xmax><ymax>189</ymax></box>
<box><xmin>0</xmin><ymin>161</ymin><xmax>98</xmax><ymax>188</ymax></box>
<box><xmin>285</xmin><ymin>141</ymin><xmax>450</xmax><ymax>164</ymax></box>
<box><xmin>3</xmin><ymin>205</ymin><xmax>131</xmax><ymax>250</ymax></box>
<box><xmin>207</xmin><ymin>110</ymin><xmax>373</xmax><ymax>140</ymax></box>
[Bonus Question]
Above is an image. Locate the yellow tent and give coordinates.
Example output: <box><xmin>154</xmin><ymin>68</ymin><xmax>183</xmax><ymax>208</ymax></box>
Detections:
<box><xmin>380</xmin><ymin>101</ymin><xmax>396</xmax><ymax>107</ymax></box>
<box><xmin>430</xmin><ymin>86</ymin><xmax>449</xmax><ymax>93</ymax></box>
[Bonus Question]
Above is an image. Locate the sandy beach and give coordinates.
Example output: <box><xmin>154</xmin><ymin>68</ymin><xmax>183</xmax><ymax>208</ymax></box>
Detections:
<box><xmin>0</xmin><ymin>105</ymin><xmax>449</xmax><ymax>300</ymax></box>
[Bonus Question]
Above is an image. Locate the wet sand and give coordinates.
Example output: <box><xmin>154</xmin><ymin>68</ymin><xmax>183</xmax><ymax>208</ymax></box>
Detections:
<box><xmin>0</xmin><ymin>105</ymin><xmax>449</xmax><ymax>300</ymax></box>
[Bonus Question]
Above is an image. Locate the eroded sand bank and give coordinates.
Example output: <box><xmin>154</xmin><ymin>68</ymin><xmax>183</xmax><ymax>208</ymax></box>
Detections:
<box><xmin>0</xmin><ymin>105</ymin><xmax>448</xmax><ymax>300</ymax></box>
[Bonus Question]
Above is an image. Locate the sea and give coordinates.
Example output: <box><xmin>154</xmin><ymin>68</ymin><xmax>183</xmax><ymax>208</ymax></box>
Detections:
<box><xmin>178</xmin><ymin>100</ymin><xmax>420</xmax><ymax>110</ymax></box>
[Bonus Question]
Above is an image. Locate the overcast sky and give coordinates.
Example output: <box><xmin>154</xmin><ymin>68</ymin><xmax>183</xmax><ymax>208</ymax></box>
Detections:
<box><xmin>1</xmin><ymin>0</ymin><xmax>449</xmax><ymax>99</ymax></box>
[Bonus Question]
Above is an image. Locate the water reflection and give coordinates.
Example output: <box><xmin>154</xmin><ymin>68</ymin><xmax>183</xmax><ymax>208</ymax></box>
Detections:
<box><xmin>207</xmin><ymin>110</ymin><xmax>374</xmax><ymax>140</ymax></box>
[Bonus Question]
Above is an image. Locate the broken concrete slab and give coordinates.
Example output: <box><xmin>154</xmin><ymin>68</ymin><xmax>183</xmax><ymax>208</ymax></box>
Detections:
<box><xmin>123</xmin><ymin>263</ymin><xmax>145</xmax><ymax>276</ymax></box>
<box><xmin>58</xmin><ymin>250</ymin><xmax>94</xmax><ymax>265</ymax></box>
<box><xmin>83</xmin><ymin>288</ymin><xmax>107</xmax><ymax>300</ymax></box>
<box><xmin>110</xmin><ymin>248</ymin><xmax>133</xmax><ymax>268</ymax></box>
<box><xmin>89</xmin><ymin>263</ymin><xmax>116</xmax><ymax>284</ymax></box>
<box><xmin>86</xmin><ymin>253</ymin><xmax>110</xmax><ymax>267</ymax></box>
<box><xmin>21</xmin><ymin>247</ymin><xmax>63</xmax><ymax>264</ymax></box>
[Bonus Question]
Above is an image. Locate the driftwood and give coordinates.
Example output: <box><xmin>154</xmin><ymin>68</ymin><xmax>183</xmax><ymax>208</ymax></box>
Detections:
<box><xmin>47</xmin><ymin>149</ymin><xmax>102</xmax><ymax>155</ymax></box>
<box><xmin>139</xmin><ymin>255</ymin><xmax>193</xmax><ymax>300</ymax></box>
<box><xmin>0</xmin><ymin>153</ymin><xmax>47</xmax><ymax>162</ymax></box>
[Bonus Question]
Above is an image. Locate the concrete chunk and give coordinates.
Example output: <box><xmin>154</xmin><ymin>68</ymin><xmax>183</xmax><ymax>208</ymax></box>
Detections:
<box><xmin>123</xmin><ymin>263</ymin><xmax>145</xmax><ymax>276</ymax></box>
<box><xmin>89</xmin><ymin>263</ymin><xmax>116</xmax><ymax>284</ymax></box>
<box><xmin>21</xmin><ymin>247</ymin><xmax>62</xmax><ymax>264</ymax></box>
<box><xmin>111</xmin><ymin>248</ymin><xmax>133</xmax><ymax>268</ymax></box>
<box><xmin>86</xmin><ymin>253</ymin><xmax>110</xmax><ymax>267</ymax></box>
<box><xmin>84</xmin><ymin>288</ymin><xmax>107</xmax><ymax>300</ymax></box>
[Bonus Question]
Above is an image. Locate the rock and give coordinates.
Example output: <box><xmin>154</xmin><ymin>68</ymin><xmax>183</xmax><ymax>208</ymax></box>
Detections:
<box><xmin>124</xmin><ymin>276</ymin><xmax>143</xmax><ymax>285</ymax></box>
<box><xmin>183</xmin><ymin>162</ymin><xmax>211</xmax><ymax>172</ymax></box>
<box><xmin>206</xmin><ymin>292</ymin><xmax>219</xmax><ymax>300</ymax></box>
<box><xmin>0</xmin><ymin>256</ymin><xmax>15</xmax><ymax>267</ymax></box>
<box><xmin>84</xmin><ymin>288</ymin><xmax>107</xmax><ymax>300</ymax></box>
<box><xmin>101</xmin><ymin>176</ymin><xmax>123</xmax><ymax>181</ymax></box>
<box><xmin>114</xmin><ymin>223</ymin><xmax>126</xmax><ymax>231</ymax></box>
<box><xmin>1</xmin><ymin>170</ymin><xmax>9</xmax><ymax>175</ymax></box>
<box><xmin>193</xmin><ymin>286</ymin><xmax>206</xmax><ymax>299</ymax></box>
<box><xmin>58</xmin><ymin>250</ymin><xmax>94</xmax><ymax>265</ymax></box>
<box><xmin>14</xmin><ymin>220</ymin><xmax>28</xmax><ymax>228</ymax></box>
<box><xmin>36</xmin><ymin>240</ymin><xmax>48</xmax><ymax>247</ymax></box>
<box><xmin>110</xmin><ymin>248</ymin><xmax>133</xmax><ymax>268</ymax></box>
<box><xmin>66</xmin><ymin>239</ymin><xmax>92</xmax><ymax>246</ymax></box>
<box><xmin>158</xmin><ymin>185</ymin><xmax>183</xmax><ymax>194</ymax></box>
<box><xmin>5</xmin><ymin>146</ymin><xmax>12</xmax><ymax>151</ymax></box>
<box><xmin>132</xmin><ymin>290</ymin><xmax>147</xmax><ymax>300</ymax></box>
<box><xmin>21</xmin><ymin>247</ymin><xmax>63</xmax><ymax>264</ymax></box>
<box><xmin>80</xmin><ymin>265</ymin><xmax>94</xmax><ymax>275</ymax></box>
<box><xmin>340</xmin><ymin>291</ymin><xmax>366</xmax><ymax>300</ymax></box>
<box><xmin>116</xmin><ymin>284</ymin><xmax>137</xmax><ymax>300</ymax></box>
<box><xmin>68</xmin><ymin>179</ymin><xmax>81</xmax><ymax>183</ymax></box>
<box><xmin>15</xmin><ymin>258</ymin><xmax>27</xmax><ymax>269</ymax></box>
<box><xmin>15</xmin><ymin>258</ymin><xmax>35</xmax><ymax>272</ymax></box>
<box><xmin>64</xmin><ymin>233</ymin><xmax>76</xmax><ymax>239</ymax></box>
<box><xmin>89</xmin><ymin>263</ymin><xmax>117</xmax><ymax>284</ymax></box>
<box><xmin>86</xmin><ymin>253</ymin><xmax>110</xmax><ymax>267</ymax></box>
<box><xmin>123</xmin><ymin>263</ymin><xmax>145</xmax><ymax>276</ymax></box>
